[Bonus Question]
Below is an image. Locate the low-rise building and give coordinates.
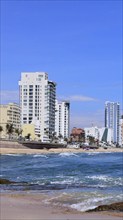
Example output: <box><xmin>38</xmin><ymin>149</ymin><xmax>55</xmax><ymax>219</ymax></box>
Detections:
<box><xmin>22</xmin><ymin>118</ymin><xmax>41</xmax><ymax>141</ymax></box>
<box><xmin>84</xmin><ymin>126</ymin><xmax>112</xmax><ymax>145</ymax></box>
<box><xmin>84</xmin><ymin>126</ymin><xmax>99</xmax><ymax>141</ymax></box>
<box><xmin>70</xmin><ymin>127</ymin><xmax>85</xmax><ymax>142</ymax></box>
<box><xmin>0</xmin><ymin>103</ymin><xmax>21</xmax><ymax>139</ymax></box>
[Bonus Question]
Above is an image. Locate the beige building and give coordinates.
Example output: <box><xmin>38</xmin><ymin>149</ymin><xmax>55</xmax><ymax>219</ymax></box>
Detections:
<box><xmin>22</xmin><ymin>124</ymin><xmax>35</xmax><ymax>140</ymax></box>
<box><xmin>0</xmin><ymin>103</ymin><xmax>20</xmax><ymax>138</ymax></box>
<box><xmin>22</xmin><ymin>123</ymin><xmax>40</xmax><ymax>141</ymax></box>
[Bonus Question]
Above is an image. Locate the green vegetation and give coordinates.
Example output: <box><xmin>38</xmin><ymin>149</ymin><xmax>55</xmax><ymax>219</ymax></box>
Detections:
<box><xmin>6</xmin><ymin>123</ymin><xmax>14</xmax><ymax>139</ymax></box>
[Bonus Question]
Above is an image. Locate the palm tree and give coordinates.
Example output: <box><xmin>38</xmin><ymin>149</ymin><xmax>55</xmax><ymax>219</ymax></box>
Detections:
<box><xmin>15</xmin><ymin>128</ymin><xmax>23</xmax><ymax>137</ymax></box>
<box><xmin>64</xmin><ymin>137</ymin><xmax>68</xmax><ymax>142</ymax></box>
<box><xmin>15</xmin><ymin>128</ymin><xmax>19</xmax><ymax>136</ymax></box>
<box><xmin>87</xmin><ymin>135</ymin><xmax>95</xmax><ymax>145</ymax></box>
<box><xmin>0</xmin><ymin>126</ymin><xmax>3</xmax><ymax>133</ymax></box>
<box><xmin>26</xmin><ymin>133</ymin><xmax>31</xmax><ymax>140</ymax></box>
<box><xmin>58</xmin><ymin>134</ymin><xmax>63</xmax><ymax>139</ymax></box>
<box><xmin>50</xmin><ymin>132</ymin><xmax>58</xmax><ymax>142</ymax></box>
<box><xmin>6</xmin><ymin>124</ymin><xmax>14</xmax><ymax>139</ymax></box>
<box><xmin>0</xmin><ymin>126</ymin><xmax>3</xmax><ymax>138</ymax></box>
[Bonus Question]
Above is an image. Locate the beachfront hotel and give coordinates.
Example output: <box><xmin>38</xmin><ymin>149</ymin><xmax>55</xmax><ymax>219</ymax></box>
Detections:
<box><xmin>0</xmin><ymin>103</ymin><xmax>21</xmax><ymax>139</ymax></box>
<box><xmin>19</xmin><ymin>72</ymin><xmax>56</xmax><ymax>142</ymax></box>
<box><xmin>55</xmin><ymin>100</ymin><xmax>70</xmax><ymax>139</ymax></box>
<box><xmin>105</xmin><ymin>101</ymin><xmax>120</xmax><ymax>144</ymax></box>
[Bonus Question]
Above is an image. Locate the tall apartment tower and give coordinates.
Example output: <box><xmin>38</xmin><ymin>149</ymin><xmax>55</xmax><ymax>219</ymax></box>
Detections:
<box><xmin>55</xmin><ymin>100</ymin><xmax>70</xmax><ymax>139</ymax></box>
<box><xmin>105</xmin><ymin>101</ymin><xmax>120</xmax><ymax>144</ymax></box>
<box><xmin>19</xmin><ymin>72</ymin><xmax>56</xmax><ymax>141</ymax></box>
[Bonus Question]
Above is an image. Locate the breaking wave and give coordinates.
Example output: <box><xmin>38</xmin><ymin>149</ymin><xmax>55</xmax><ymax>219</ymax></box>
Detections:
<box><xmin>59</xmin><ymin>152</ymin><xmax>79</xmax><ymax>157</ymax></box>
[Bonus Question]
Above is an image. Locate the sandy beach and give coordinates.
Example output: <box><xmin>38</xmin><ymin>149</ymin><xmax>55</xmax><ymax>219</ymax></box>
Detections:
<box><xmin>1</xmin><ymin>147</ymin><xmax>123</xmax><ymax>155</ymax></box>
<box><xmin>1</xmin><ymin>193</ymin><xmax>123</xmax><ymax>220</ymax></box>
<box><xmin>0</xmin><ymin>147</ymin><xmax>123</xmax><ymax>155</ymax></box>
<box><xmin>0</xmin><ymin>140</ymin><xmax>122</xmax><ymax>155</ymax></box>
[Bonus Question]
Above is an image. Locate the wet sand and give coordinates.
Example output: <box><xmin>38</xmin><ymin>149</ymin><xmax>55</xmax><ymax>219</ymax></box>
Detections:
<box><xmin>1</xmin><ymin>193</ymin><xmax>123</xmax><ymax>220</ymax></box>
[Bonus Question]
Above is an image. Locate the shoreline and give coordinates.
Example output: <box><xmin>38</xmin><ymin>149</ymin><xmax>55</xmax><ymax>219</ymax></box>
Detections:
<box><xmin>1</xmin><ymin>141</ymin><xmax>123</xmax><ymax>219</ymax></box>
<box><xmin>0</xmin><ymin>146</ymin><xmax>122</xmax><ymax>155</ymax></box>
<box><xmin>1</xmin><ymin>193</ymin><xmax>123</xmax><ymax>220</ymax></box>
<box><xmin>0</xmin><ymin>140</ymin><xmax>122</xmax><ymax>155</ymax></box>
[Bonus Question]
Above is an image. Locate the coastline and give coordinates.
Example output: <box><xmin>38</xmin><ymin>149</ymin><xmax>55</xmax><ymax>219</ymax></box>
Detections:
<box><xmin>0</xmin><ymin>140</ymin><xmax>122</xmax><ymax>155</ymax></box>
<box><xmin>0</xmin><ymin>146</ymin><xmax>122</xmax><ymax>155</ymax></box>
<box><xmin>1</xmin><ymin>193</ymin><xmax>123</xmax><ymax>220</ymax></box>
<box><xmin>1</xmin><ymin>141</ymin><xmax>123</xmax><ymax>219</ymax></box>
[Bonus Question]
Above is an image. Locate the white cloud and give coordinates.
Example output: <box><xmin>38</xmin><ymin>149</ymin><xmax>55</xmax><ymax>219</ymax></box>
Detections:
<box><xmin>58</xmin><ymin>95</ymin><xmax>97</xmax><ymax>102</ymax></box>
<box><xmin>69</xmin><ymin>95</ymin><xmax>97</xmax><ymax>101</ymax></box>
<box><xmin>0</xmin><ymin>90</ymin><xmax>19</xmax><ymax>104</ymax></box>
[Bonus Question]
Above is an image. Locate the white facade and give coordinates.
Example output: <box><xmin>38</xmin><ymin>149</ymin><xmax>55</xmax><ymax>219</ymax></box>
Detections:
<box><xmin>98</xmin><ymin>127</ymin><xmax>112</xmax><ymax>144</ymax></box>
<box><xmin>105</xmin><ymin>101</ymin><xmax>120</xmax><ymax>144</ymax></box>
<box><xmin>84</xmin><ymin>126</ymin><xmax>112</xmax><ymax>145</ymax></box>
<box><xmin>84</xmin><ymin>126</ymin><xmax>99</xmax><ymax>140</ymax></box>
<box><xmin>55</xmin><ymin>100</ymin><xmax>70</xmax><ymax>139</ymax></box>
<box><xmin>19</xmin><ymin>72</ymin><xmax>56</xmax><ymax>141</ymax></box>
<box><xmin>31</xmin><ymin>118</ymin><xmax>41</xmax><ymax>137</ymax></box>
<box><xmin>119</xmin><ymin>118</ymin><xmax>123</xmax><ymax>147</ymax></box>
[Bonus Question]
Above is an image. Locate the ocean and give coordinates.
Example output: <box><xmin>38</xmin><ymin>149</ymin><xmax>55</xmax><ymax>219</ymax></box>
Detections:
<box><xmin>0</xmin><ymin>152</ymin><xmax>123</xmax><ymax>212</ymax></box>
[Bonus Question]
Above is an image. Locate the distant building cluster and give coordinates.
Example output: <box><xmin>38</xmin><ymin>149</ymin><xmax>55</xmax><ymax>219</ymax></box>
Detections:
<box><xmin>0</xmin><ymin>72</ymin><xmax>70</xmax><ymax>142</ymax></box>
<box><xmin>0</xmin><ymin>72</ymin><xmax>122</xmax><ymax>147</ymax></box>
<box><xmin>70</xmin><ymin>102</ymin><xmax>122</xmax><ymax>147</ymax></box>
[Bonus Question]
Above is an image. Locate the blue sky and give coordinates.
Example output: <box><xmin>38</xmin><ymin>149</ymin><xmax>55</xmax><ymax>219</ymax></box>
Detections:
<box><xmin>1</xmin><ymin>0</ymin><xmax>122</xmax><ymax>128</ymax></box>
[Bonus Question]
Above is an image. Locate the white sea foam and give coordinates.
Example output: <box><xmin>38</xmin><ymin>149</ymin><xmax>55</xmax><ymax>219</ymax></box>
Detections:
<box><xmin>70</xmin><ymin>196</ymin><xmax>112</xmax><ymax>212</ymax></box>
<box><xmin>4</xmin><ymin>154</ymin><xmax>22</xmax><ymax>156</ymax></box>
<box><xmin>59</xmin><ymin>152</ymin><xmax>79</xmax><ymax>157</ymax></box>
<box><xmin>114</xmin><ymin>178</ymin><xmax>123</xmax><ymax>186</ymax></box>
<box><xmin>87</xmin><ymin>175</ymin><xmax>109</xmax><ymax>181</ymax></box>
<box><xmin>87</xmin><ymin>152</ymin><xmax>113</xmax><ymax>156</ymax></box>
<box><xmin>33</xmin><ymin>154</ymin><xmax>48</xmax><ymax>158</ymax></box>
<box><xmin>71</xmin><ymin>203</ymin><xmax>97</xmax><ymax>212</ymax></box>
<box><xmin>50</xmin><ymin>179</ymin><xmax>74</xmax><ymax>185</ymax></box>
<box><xmin>87</xmin><ymin>152</ymin><xmax>101</xmax><ymax>156</ymax></box>
<box><xmin>44</xmin><ymin>194</ymin><xmax>64</xmax><ymax>204</ymax></box>
<box><xmin>86</xmin><ymin>175</ymin><xmax>123</xmax><ymax>186</ymax></box>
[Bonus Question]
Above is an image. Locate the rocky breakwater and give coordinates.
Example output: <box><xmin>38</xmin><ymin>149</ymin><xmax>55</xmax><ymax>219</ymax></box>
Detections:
<box><xmin>0</xmin><ymin>178</ymin><xmax>27</xmax><ymax>185</ymax></box>
<box><xmin>0</xmin><ymin>178</ymin><xmax>16</xmax><ymax>184</ymax></box>
<box><xmin>87</xmin><ymin>202</ymin><xmax>123</xmax><ymax>212</ymax></box>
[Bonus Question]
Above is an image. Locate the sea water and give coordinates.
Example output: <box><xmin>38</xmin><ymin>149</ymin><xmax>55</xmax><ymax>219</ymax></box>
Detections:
<box><xmin>0</xmin><ymin>152</ymin><xmax>123</xmax><ymax>211</ymax></box>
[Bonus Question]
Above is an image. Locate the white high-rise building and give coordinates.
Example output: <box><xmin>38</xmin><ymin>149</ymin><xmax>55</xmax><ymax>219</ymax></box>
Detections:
<box><xmin>105</xmin><ymin>101</ymin><xmax>120</xmax><ymax>144</ymax></box>
<box><xmin>55</xmin><ymin>100</ymin><xmax>70</xmax><ymax>139</ymax></box>
<box><xmin>19</xmin><ymin>72</ymin><xmax>56</xmax><ymax>141</ymax></box>
<box><xmin>119</xmin><ymin>116</ymin><xmax>123</xmax><ymax>147</ymax></box>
